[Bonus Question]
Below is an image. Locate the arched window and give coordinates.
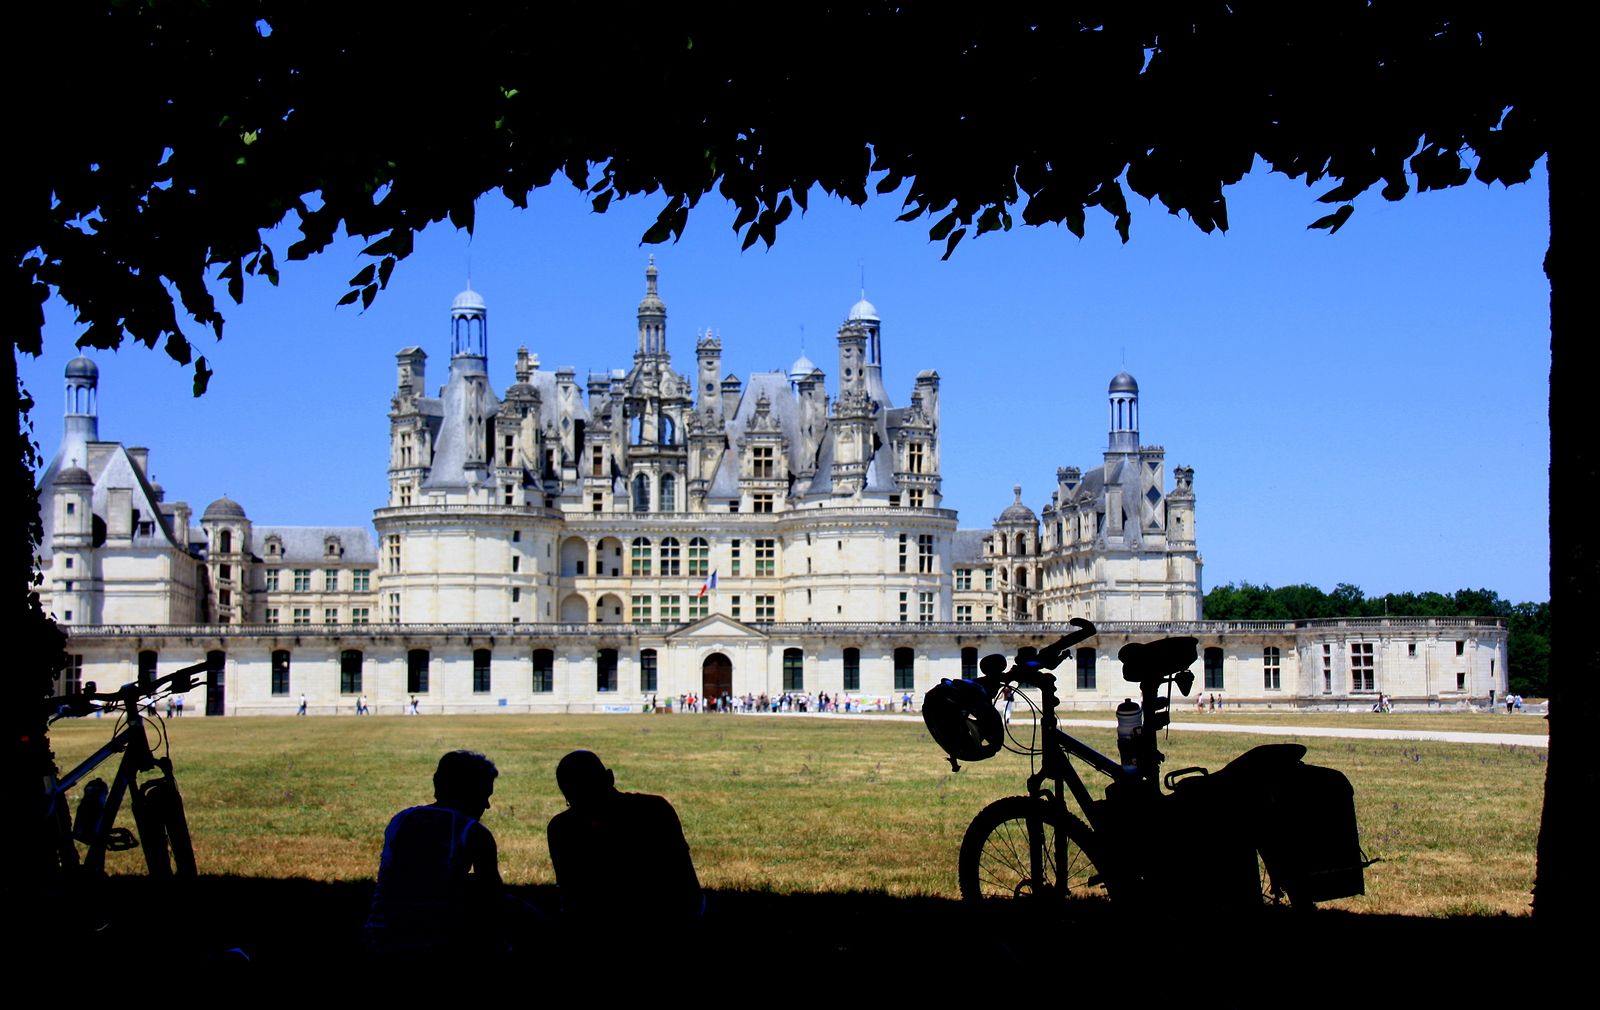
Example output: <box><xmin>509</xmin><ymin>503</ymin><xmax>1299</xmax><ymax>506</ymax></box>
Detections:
<box><xmin>893</xmin><ymin>648</ymin><xmax>915</xmax><ymax>690</ymax></box>
<box><xmin>632</xmin><ymin>473</ymin><xmax>650</xmax><ymax>512</ymax></box>
<box><xmin>531</xmin><ymin>649</ymin><xmax>554</xmax><ymax>693</ymax></box>
<box><xmin>782</xmin><ymin>648</ymin><xmax>804</xmax><ymax>691</ymax></box>
<box><xmin>407</xmin><ymin>649</ymin><xmax>430</xmax><ymax>694</ymax></box>
<box><xmin>630</xmin><ymin>537</ymin><xmax>652</xmax><ymax>576</ymax></box>
<box><xmin>1015</xmin><ymin>533</ymin><xmax>1026</xmax><ymax>554</ymax></box>
<box><xmin>137</xmin><ymin>650</ymin><xmax>159</xmax><ymax>685</ymax></box>
<box><xmin>660</xmin><ymin>537</ymin><xmax>681</xmax><ymax>576</ymax></box>
<box><xmin>687</xmin><ymin>537</ymin><xmax>710</xmax><ymax>577</ymax></box>
<box><xmin>219</xmin><ymin>529</ymin><xmax>232</xmax><ymax>553</ymax></box>
<box><xmin>961</xmin><ymin>647</ymin><xmax>978</xmax><ymax>679</ymax></box>
<box><xmin>1076</xmin><ymin>648</ymin><xmax>1096</xmax><ymax>689</ymax></box>
<box><xmin>659</xmin><ymin>474</ymin><xmax>677</xmax><ymax>512</ymax></box>
<box><xmin>639</xmin><ymin>648</ymin><xmax>658</xmax><ymax>692</ymax></box>
<box><xmin>473</xmin><ymin>649</ymin><xmax>492</xmax><ymax>693</ymax></box>
<box><xmin>659</xmin><ymin>415</ymin><xmax>676</xmax><ymax>445</ymax></box>
<box><xmin>843</xmin><ymin>647</ymin><xmax>861</xmax><ymax>691</ymax></box>
<box><xmin>597</xmin><ymin>649</ymin><xmax>619</xmax><ymax>692</ymax></box>
<box><xmin>1016</xmin><ymin>568</ymin><xmax>1028</xmax><ymax>589</ymax></box>
<box><xmin>271</xmin><ymin>650</ymin><xmax>291</xmax><ymax>696</ymax></box>
<box><xmin>340</xmin><ymin>650</ymin><xmax>363</xmax><ymax>694</ymax></box>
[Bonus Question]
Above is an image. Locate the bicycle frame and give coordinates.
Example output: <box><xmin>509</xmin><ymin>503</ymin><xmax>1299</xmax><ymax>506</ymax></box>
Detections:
<box><xmin>47</xmin><ymin>704</ymin><xmax>168</xmax><ymax>874</ymax></box>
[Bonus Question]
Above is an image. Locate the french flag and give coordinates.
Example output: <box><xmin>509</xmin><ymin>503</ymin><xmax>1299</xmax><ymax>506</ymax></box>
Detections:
<box><xmin>697</xmin><ymin>570</ymin><xmax>718</xmax><ymax>597</ymax></box>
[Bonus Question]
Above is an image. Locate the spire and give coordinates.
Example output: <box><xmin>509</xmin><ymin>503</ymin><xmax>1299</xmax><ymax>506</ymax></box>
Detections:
<box><xmin>637</xmin><ymin>255</ymin><xmax>667</xmax><ymax>357</ymax></box>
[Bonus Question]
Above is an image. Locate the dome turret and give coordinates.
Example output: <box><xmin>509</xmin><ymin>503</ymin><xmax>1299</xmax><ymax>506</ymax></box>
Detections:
<box><xmin>202</xmin><ymin>496</ymin><xmax>247</xmax><ymax>521</ymax></box>
<box><xmin>1109</xmin><ymin>371</ymin><xmax>1139</xmax><ymax>394</ymax></box>
<box><xmin>56</xmin><ymin>466</ymin><xmax>93</xmax><ymax>487</ymax></box>
<box><xmin>66</xmin><ymin>356</ymin><xmax>99</xmax><ymax>381</ymax></box>
<box><xmin>999</xmin><ymin>484</ymin><xmax>1037</xmax><ymax>524</ymax></box>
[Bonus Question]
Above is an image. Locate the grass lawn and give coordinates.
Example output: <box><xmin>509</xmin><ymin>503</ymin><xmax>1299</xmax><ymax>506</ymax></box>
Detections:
<box><xmin>49</xmin><ymin>711</ymin><xmax>1545</xmax><ymax>918</ymax></box>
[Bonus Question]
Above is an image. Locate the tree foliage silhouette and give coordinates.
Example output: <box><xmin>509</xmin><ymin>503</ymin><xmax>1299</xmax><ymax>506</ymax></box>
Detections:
<box><xmin>8</xmin><ymin>4</ymin><xmax>1575</xmax><ymax>918</ymax></box>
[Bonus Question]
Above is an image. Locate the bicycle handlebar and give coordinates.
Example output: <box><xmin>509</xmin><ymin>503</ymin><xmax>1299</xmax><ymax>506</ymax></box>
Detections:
<box><xmin>45</xmin><ymin>659</ymin><xmax>212</xmax><ymax>720</ymax></box>
<box><xmin>980</xmin><ymin>618</ymin><xmax>1096</xmax><ymax>693</ymax></box>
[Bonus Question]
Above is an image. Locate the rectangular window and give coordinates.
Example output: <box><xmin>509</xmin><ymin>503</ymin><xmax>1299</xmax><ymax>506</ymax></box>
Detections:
<box><xmin>843</xmin><ymin>647</ymin><xmax>861</xmax><ymax>691</ymax></box>
<box><xmin>907</xmin><ymin>442</ymin><xmax>924</xmax><ymax>474</ymax></box>
<box><xmin>503</xmin><ymin>435</ymin><xmax>515</xmax><ymax>466</ymax></box>
<box><xmin>730</xmin><ymin>540</ymin><xmax>742</xmax><ymax>576</ymax></box>
<box><xmin>918</xmin><ymin>591</ymin><xmax>934</xmax><ymax>622</ymax></box>
<box><xmin>592</xmin><ymin>445</ymin><xmax>605</xmax><ymax>477</ymax></box>
<box><xmin>783</xmin><ymin>648</ymin><xmax>804</xmax><ymax>691</ymax></box>
<box><xmin>61</xmin><ymin>654</ymin><xmax>83</xmax><ymax>695</ymax></box>
<box><xmin>408</xmin><ymin>649</ymin><xmax>430</xmax><ymax>693</ymax></box>
<box><xmin>324</xmin><ymin>607</ymin><xmax>339</xmax><ymax>624</ymax></box>
<box><xmin>352</xmin><ymin>569</ymin><xmax>370</xmax><ymax>592</ymax></box>
<box><xmin>388</xmin><ymin>593</ymin><xmax>401</xmax><ymax>623</ymax></box>
<box><xmin>755</xmin><ymin>595</ymin><xmax>776</xmax><ymax>621</ymax></box>
<box><xmin>955</xmin><ymin>569</ymin><xmax>972</xmax><ymax>591</ymax></box>
<box><xmin>351</xmin><ymin>608</ymin><xmax>370</xmax><ymax>624</ymax></box>
<box><xmin>219</xmin><ymin>589</ymin><xmax>232</xmax><ymax>606</ymax></box>
<box><xmin>324</xmin><ymin>569</ymin><xmax>339</xmax><ymax>592</ymax></box>
<box><xmin>730</xmin><ymin>595</ymin><xmax>741</xmax><ymax>620</ymax></box>
<box><xmin>728</xmin><ymin>499</ymin><xmax>740</xmax><ymax>513</ymax></box>
<box><xmin>755</xmin><ymin>539</ymin><xmax>776</xmax><ymax>576</ymax></box>
<box><xmin>511</xmin><ymin>587</ymin><xmax>521</xmax><ymax>603</ymax></box>
<box><xmin>688</xmin><ymin>596</ymin><xmax>708</xmax><ymax>621</ymax></box>
<box><xmin>894</xmin><ymin>647</ymin><xmax>916</xmax><ymax>690</ymax></box>
<box><xmin>271</xmin><ymin>651</ymin><xmax>291</xmax><ymax>696</ymax></box>
<box><xmin>961</xmin><ymin>647</ymin><xmax>978</xmax><ymax>679</ymax></box>
<box><xmin>292</xmin><ymin>607</ymin><xmax>311</xmax><ymax>625</ymax></box>
<box><xmin>1456</xmin><ymin>640</ymin><xmax>1466</xmax><ymax>656</ymax></box>
<box><xmin>660</xmin><ymin>595</ymin><xmax>681</xmax><ymax>622</ymax></box>
<box><xmin>1076</xmin><ymin>648</ymin><xmax>1097</xmax><ymax>689</ymax></box>
<box><xmin>1351</xmin><ymin>642</ymin><xmax>1375</xmax><ymax>692</ymax></box>
<box><xmin>984</xmin><ymin>605</ymin><xmax>994</xmax><ymax>622</ymax></box>
<box><xmin>898</xmin><ymin>591</ymin><xmax>908</xmax><ymax>623</ymax></box>
<box><xmin>511</xmin><ymin>555</ymin><xmax>521</xmax><ymax>574</ymax></box>
<box><xmin>593</xmin><ymin>492</ymin><xmax>604</xmax><ymax>513</ymax></box>
<box><xmin>387</xmin><ymin>535</ymin><xmax>401</xmax><ymax>573</ymax></box>
<box><xmin>753</xmin><ymin>493</ymin><xmax>774</xmax><ymax>513</ymax></box>
<box><xmin>399</xmin><ymin>484</ymin><xmax>412</xmax><ymax>507</ymax></box>
<box><xmin>898</xmin><ymin>534</ymin><xmax>907</xmax><ymax>573</ymax></box>
<box><xmin>597</xmin><ymin>649</ymin><xmax>619</xmax><ymax>692</ymax></box>
<box><xmin>219</xmin><ymin>563</ymin><xmax>232</xmax><ymax>581</ymax></box>
<box><xmin>918</xmin><ymin>534</ymin><xmax>934</xmax><ymax>574</ymax></box>
<box><xmin>293</xmin><ymin>569</ymin><xmax>311</xmax><ymax>592</ymax></box>
<box><xmin>984</xmin><ymin>569</ymin><xmax>994</xmax><ymax>591</ymax></box>
<box><xmin>473</xmin><ymin>650</ymin><xmax>492</xmax><ymax>693</ymax></box>
<box><xmin>752</xmin><ymin>446</ymin><xmax>775</xmax><ymax>478</ymax></box>
<box><xmin>1204</xmin><ymin>647</ymin><xmax>1225</xmax><ymax>691</ymax></box>
<box><xmin>908</xmin><ymin>488</ymin><xmax>924</xmax><ymax>509</ymax></box>
<box><xmin>1263</xmin><ymin>647</ymin><xmax>1282</xmax><ymax>690</ymax></box>
<box><xmin>631</xmin><ymin>595</ymin><xmax>653</xmax><ymax>622</ymax></box>
<box><xmin>1407</xmin><ymin>643</ymin><xmax>1417</xmax><ymax>658</ymax></box>
<box><xmin>265</xmin><ymin>608</ymin><xmax>280</xmax><ymax>624</ymax></box>
<box><xmin>531</xmin><ymin>650</ymin><xmax>554</xmax><ymax>693</ymax></box>
<box><xmin>1322</xmin><ymin>644</ymin><xmax>1333</xmax><ymax>694</ymax></box>
<box><xmin>340</xmin><ymin>650</ymin><xmax>363</xmax><ymax>694</ymax></box>
<box><xmin>660</xmin><ymin>539</ymin><xmax>680</xmax><ymax>576</ymax></box>
<box><xmin>688</xmin><ymin>540</ymin><xmax>709</xmax><ymax>577</ymax></box>
<box><xmin>639</xmin><ymin>649</ymin><xmax>658</xmax><ymax>692</ymax></box>
<box><xmin>956</xmin><ymin>604</ymin><xmax>972</xmax><ymax>622</ymax></box>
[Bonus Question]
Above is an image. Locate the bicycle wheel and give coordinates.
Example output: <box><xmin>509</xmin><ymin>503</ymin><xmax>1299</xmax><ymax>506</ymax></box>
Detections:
<box><xmin>152</xmin><ymin>777</ymin><xmax>197</xmax><ymax>879</ymax></box>
<box><xmin>958</xmin><ymin>796</ymin><xmax>1109</xmax><ymax>902</ymax></box>
<box><xmin>133</xmin><ymin>777</ymin><xmax>195</xmax><ymax>879</ymax></box>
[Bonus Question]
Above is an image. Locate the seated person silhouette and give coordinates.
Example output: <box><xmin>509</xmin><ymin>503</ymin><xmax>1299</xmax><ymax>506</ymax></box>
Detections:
<box><xmin>547</xmin><ymin>750</ymin><xmax>703</xmax><ymax>929</ymax></box>
<box><xmin>364</xmin><ymin>750</ymin><xmax>515</xmax><ymax>957</ymax></box>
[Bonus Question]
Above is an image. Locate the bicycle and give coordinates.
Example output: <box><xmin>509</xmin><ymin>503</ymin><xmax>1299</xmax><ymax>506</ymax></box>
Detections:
<box><xmin>42</xmin><ymin>659</ymin><xmax>209</xmax><ymax>890</ymax></box>
<box><xmin>923</xmin><ymin>619</ymin><xmax>1366</xmax><ymax>911</ymax></box>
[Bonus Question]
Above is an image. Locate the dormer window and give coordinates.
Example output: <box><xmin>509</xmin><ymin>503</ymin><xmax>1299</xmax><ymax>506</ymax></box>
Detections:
<box><xmin>325</xmin><ymin>536</ymin><xmax>343</xmax><ymax>558</ymax></box>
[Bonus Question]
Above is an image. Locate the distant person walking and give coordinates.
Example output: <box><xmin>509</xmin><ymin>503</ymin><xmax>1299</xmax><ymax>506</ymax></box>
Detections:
<box><xmin>297</xmin><ymin>693</ymin><xmax>308</xmax><ymax>716</ymax></box>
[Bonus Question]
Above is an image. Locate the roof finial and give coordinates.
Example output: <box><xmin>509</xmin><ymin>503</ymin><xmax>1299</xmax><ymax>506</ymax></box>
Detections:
<box><xmin>1013</xmin><ymin>484</ymin><xmax>1023</xmax><ymax>503</ymax></box>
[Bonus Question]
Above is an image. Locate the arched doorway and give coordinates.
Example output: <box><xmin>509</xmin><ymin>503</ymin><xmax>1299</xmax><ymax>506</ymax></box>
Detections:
<box><xmin>702</xmin><ymin>653</ymin><xmax>732</xmax><ymax>700</ymax></box>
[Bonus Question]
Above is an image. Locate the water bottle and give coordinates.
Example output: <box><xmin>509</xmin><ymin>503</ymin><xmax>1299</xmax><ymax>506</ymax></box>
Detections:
<box><xmin>1116</xmin><ymin>699</ymin><xmax>1143</xmax><ymax>772</ymax></box>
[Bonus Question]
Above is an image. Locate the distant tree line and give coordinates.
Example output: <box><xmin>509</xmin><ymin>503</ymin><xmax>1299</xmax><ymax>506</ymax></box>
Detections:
<box><xmin>1202</xmin><ymin>583</ymin><xmax>1550</xmax><ymax>697</ymax></box>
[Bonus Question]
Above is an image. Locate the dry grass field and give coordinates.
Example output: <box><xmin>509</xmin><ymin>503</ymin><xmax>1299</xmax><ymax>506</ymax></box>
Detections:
<box><xmin>48</xmin><ymin>711</ymin><xmax>1545</xmax><ymax>918</ymax></box>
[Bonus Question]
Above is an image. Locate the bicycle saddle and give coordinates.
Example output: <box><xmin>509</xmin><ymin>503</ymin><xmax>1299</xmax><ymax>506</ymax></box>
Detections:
<box><xmin>1117</xmin><ymin>637</ymin><xmax>1199</xmax><ymax>689</ymax></box>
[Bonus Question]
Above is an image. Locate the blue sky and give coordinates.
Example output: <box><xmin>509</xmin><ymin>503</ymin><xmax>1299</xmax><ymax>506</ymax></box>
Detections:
<box><xmin>21</xmin><ymin>162</ymin><xmax>1552</xmax><ymax>603</ymax></box>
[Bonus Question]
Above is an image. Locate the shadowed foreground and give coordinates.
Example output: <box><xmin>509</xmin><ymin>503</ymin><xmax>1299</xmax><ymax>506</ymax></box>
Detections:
<box><xmin>40</xmin><ymin>875</ymin><xmax>1545</xmax><ymax>997</ymax></box>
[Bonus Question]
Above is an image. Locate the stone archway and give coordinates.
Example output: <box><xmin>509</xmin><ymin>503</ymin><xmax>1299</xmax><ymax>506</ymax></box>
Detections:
<box><xmin>702</xmin><ymin>652</ymin><xmax>732</xmax><ymax>700</ymax></box>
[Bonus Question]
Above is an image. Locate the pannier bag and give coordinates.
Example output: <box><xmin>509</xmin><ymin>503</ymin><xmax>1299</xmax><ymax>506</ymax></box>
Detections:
<box><xmin>1256</xmin><ymin>762</ymin><xmax>1366</xmax><ymax>903</ymax></box>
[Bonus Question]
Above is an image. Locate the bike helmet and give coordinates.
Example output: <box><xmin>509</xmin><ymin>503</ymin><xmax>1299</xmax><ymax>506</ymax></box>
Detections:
<box><xmin>923</xmin><ymin>678</ymin><xmax>1004</xmax><ymax>764</ymax></box>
